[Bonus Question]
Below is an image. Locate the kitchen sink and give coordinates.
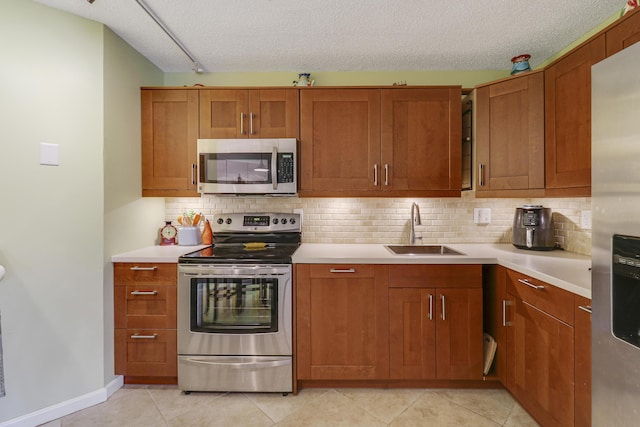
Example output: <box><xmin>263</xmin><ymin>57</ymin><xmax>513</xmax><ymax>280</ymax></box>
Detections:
<box><xmin>384</xmin><ymin>245</ymin><xmax>464</xmax><ymax>256</ymax></box>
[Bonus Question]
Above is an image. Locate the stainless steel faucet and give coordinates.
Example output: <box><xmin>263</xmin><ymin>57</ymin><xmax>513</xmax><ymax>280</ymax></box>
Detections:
<box><xmin>409</xmin><ymin>202</ymin><xmax>422</xmax><ymax>245</ymax></box>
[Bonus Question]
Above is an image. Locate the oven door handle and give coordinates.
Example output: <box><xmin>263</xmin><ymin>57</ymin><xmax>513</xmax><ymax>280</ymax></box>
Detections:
<box><xmin>181</xmin><ymin>357</ymin><xmax>291</xmax><ymax>370</ymax></box>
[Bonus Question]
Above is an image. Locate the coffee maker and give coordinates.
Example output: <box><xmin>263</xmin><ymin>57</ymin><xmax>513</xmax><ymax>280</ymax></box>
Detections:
<box><xmin>512</xmin><ymin>205</ymin><xmax>556</xmax><ymax>250</ymax></box>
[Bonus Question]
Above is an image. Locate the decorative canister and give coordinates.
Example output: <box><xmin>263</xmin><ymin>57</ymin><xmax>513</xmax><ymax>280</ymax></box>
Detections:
<box><xmin>296</xmin><ymin>73</ymin><xmax>311</xmax><ymax>86</ymax></box>
<box><xmin>510</xmin><ymin>54</ymin><xmax>531</xmax><ymax>75</ymax></box>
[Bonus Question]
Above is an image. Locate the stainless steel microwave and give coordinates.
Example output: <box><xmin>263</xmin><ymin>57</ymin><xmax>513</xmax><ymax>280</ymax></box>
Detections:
<box><xmin>197</xmin><ymin>138</ymin><xmax>297</xmax><ymax>195</ymax></box>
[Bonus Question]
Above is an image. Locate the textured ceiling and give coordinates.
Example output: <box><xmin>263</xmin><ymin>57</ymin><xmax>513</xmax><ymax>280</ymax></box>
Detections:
<box><xmin>35</xmin><ymin>0</ymin><xmax>624</xmax><ymax>73</ymax></box>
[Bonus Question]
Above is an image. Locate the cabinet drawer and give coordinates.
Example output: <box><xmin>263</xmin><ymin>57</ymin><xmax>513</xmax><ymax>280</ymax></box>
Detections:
<box><xmin>114</xmin><ymin>263</ymin><xmax>177</xmax><ymax>286</ymax></box>
<box><xmin>388</xmin><ymin>264</ymin><xmax>481</xmax><ymax>288</ymax></box>
<box><xmin>302</xmin><ymin>264</ymin><xmax>376</xmax><ymax>279</ymax></box>
<box><xmin>114</xmin><ymin>285</ymin><xmax>177</xmax><ymax>329</ymax></box>
<box><xmin>114</xmin><ymin>328</ymin><xmax>177</xmax><ymax>377</ymax></box>
<box><xmin>506</xmin><ymin>269</ymin><xmax>574</xmax><ymax>325</ymax></box>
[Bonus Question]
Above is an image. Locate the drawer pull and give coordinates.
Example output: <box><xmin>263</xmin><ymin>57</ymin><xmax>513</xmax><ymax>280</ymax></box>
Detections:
<box><xmin>131</xmin><ymin>290</ymin><xmax>158</xmax><ymax>295</ymax></box>
<box><xmin>502</xmin><ymin>300</ymin><xmax>513</xmax><ymax>326</ymax></box>
<box><xmin>130</xmin><ymin>266</ymin><xmax>158</xmax><ymax>271</ymax></box>
<box><xmin>517</xmin><ymin>278</ymin><xmax>545</xmax><ymax>290</ymax></box>
<box><xmin>329</xmin><ymin>268</ymin><xmax>356</xmax><ymax>273</ymax></box>
<box><xmin>131</xmin><ymin>333</ymin><xmax>158</xmax><ymax>339</ymax></box>
<box><xmin>579</xmin><ymin>305</ymin><xmax>592</xmax><ymax>314</ymax></box>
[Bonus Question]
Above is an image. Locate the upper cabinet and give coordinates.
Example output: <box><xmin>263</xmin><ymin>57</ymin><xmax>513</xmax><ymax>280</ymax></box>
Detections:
<box><xmin>199</xmin><ymin>89</ymin><xmax>298</xmax><ymax>139</ymax></box>
<box><xmin>475</xmin><ymin>71</ymin><xmax>545</xmax><ymax>197</ymax></box>
<box><xmin>544</xmin><ymin>34</ymin><xmax>605</xmax><ymax>197</ymax></box>
<box><xmin>606</xmin><ymin>8</ymin><xmax>640</xmax><ymax>57</ymax></box>
<box><xmin>141</xmin><ymin>89</ymin><xmax>199</xmax><ymax>197</ymax></box>
<box><xmin>299</xmin><ymin>87</ymin><xmax>461</xmax><ymax>197</ymax></box>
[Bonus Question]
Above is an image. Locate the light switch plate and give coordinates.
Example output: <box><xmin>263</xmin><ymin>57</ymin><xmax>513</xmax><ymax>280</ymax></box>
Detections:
<box><xmin>474</xmin><ymin>208</ymin><xmax>492</xmax><ymax>225</ymax></box>
<box><xmin>581</xmin><ymin>210</ymin><xmax>592</xmax><ymax>229</ymax></box>
<box><xmin>39</xmin><ymin>142</ymin><xmax>59</xmax><ymax>166</ymax></box>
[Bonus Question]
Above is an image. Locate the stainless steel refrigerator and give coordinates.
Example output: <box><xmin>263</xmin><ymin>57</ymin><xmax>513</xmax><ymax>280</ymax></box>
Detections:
<box><xmin>592</xmin><ymin>40</ymin><xmax>640</xmax><ymax>425</ymax></box>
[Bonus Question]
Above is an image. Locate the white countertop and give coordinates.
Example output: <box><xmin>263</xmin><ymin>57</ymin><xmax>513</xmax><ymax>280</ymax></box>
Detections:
<box><xmin>111</xmin><ymin>245</ymin><xmax>207</xmax><ymax>263</ymax></box>
<box><xmin>111</xmin><ymin>242</ymin><xmax>592</xmax><ymax>298</ymax></box>
<box><xmin>292</xmin><ymin>243</ymin><xmax>592</xmax><ymax>298</ymax></box>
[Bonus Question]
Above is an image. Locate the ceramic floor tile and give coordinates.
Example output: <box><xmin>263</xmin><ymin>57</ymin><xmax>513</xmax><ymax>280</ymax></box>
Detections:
<box><xmin>59</xmin><ymin>388</ymin><xmax>168</xmax><ymax>427</ymax></box>
<box><xmin>390</xmin><ymin>390</ymin><xmax>501</xmax><ymax>427</ymax></box>
<box><xmin>275</xmin><ymin>389</ymin><xmax>386</xmax><ymax>427</ymax></box>
<box><xmin>166</xmin><ymin>392</ymin><xmax>273</xmax><ymax>427</ymax></box>
<box><xmin>147</xmin><ymin>385</ymin><xmax>226</xmax><ymax>421</ymax></box>
<box><xmin>436</xmin><ymin>388</ymin><xmax>517</xmax><ymax>425</ymax></box>
<box><xmin>244</xmin><ymin>388</ymin><xmax>327</xmax><ymax>423</ymax></box>
<box><xmin>337</xmin><ymin>388</ymin><xmax>425</xmax><ymax>424</ymax></box>
<box><xmin>504</xmin><ymin>402</ymin><xmax>541</xmax><ymax>427</ymax></box>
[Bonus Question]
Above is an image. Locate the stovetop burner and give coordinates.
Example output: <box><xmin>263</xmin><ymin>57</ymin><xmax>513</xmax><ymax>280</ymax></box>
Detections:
<box><xmin>178</xmin><ymin>212</ymin><xmax>301</xmax><ymax>265</ymax></box>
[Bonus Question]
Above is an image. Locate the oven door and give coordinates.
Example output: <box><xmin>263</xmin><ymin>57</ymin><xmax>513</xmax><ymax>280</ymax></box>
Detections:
<box><xmin>177</xmin><ymin>264</ymin><xmax>292</xmax><ymax>357</ymax></box>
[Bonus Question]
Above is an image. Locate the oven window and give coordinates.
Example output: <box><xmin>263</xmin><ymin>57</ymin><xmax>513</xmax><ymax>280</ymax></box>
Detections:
<box><xmin>190</xmin><ymin>277</ymin><xmax>278</xmax><ymax>334</ymax></box>
<box><xmin>201</xmin><ymin>152</ymin><xmax>272</xmax><ymax>185</ymax></box>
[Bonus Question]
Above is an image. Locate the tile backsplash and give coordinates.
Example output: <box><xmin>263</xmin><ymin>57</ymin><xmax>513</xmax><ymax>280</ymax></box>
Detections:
<box><xmin>166</xmin><ymin>192</ymin><xmax>592</xmax><ymax>255</ymax></box>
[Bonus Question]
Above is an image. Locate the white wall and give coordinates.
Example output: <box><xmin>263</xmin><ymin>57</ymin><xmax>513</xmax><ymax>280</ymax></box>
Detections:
<box><xmin>0</xmin><ymin>1</ymin><xmax>164</xmax><ymax>423</ymax></box>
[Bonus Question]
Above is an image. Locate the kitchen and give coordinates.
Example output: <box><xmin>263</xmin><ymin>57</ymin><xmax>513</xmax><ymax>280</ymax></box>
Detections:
<box><xmin>0</xmin><ymin>0</ymin><xmax>636</xmax><ymax>426</ymax></box>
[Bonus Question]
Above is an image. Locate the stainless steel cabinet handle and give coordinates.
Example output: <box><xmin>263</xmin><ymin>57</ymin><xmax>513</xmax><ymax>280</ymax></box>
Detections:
<box><xmin>249</xmin><ymin>112</ymin><xmax>255</xmax><ymax>135</ymax></box>
<box><xmin>129</xmin><ymin>266</ymin><xmax>158</xmax><ymax>271</ymax></box>
<box><xmin>384</xmin><ymin>164</ymin><xmax>389</xmax><ymax>186</ymax></box>
<box><xmin>131</xmin><ymin>290</ymin><xmax>158</xmax><ymax>295</ymax></box>
<box><xmin>579</xmin><ymin>305</ymin><xmax>592</xmax><ymax>314</ymax></box>
<box><xmin>131</xmin><ymin>333</ymin><xmax>158</xmax><ymax>339</ymax></box>
<box><xmin>373</xmin><ymin>164</ymin><xmax>378</xmax><ymax>186</ymax></box>
<box><xmin>517</xmin><ymin>278</ymin><xmax>545</xmax><ymax>290</ymax></box>
<box><xmin>502</xmin><ymin>300</ymin><xmax>513</xmax><ymax>326</ymax></box>
<box><xmin>479</xmin><ymin>164</ymin><xmax>485</xmax><ymax>187</ymax></box>
<box><xmin>240</xmin><ymin>112</ymin><xmax>245</xmax><ymax>135</ymax></box>
<box><xmin>329</xmin><ymin>268</ymin><xmax>356</xmax><ymax>273</ymax></box>
<box><xmin>191</xmin><ymin>163</ymin><xmax>197</xmax><ymax>185</ymax></box>
<box><xmin>428</xmin><ymin>294</ymin><xmax>433</xmax><ymax>320</ymax></box>
<box><xmin>441</xmin><ymin>294</ymin><xmax>446</xmax><ymax>320</ymax></box>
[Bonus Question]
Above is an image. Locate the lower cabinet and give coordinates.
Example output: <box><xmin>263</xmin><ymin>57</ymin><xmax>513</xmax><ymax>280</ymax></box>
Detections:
<box><xmin>295</xmin><ymin>263</ymin><xmax>483</xmax><ymax>385</ymax></box>
<box><xmin>498</xmin><ymin>267</ymin><xmax>581</xmax><ymax>427</ymax></box>
<box><xmin>295</xmin><ymin>264</ymin><xmax>390</xmax><ymax>380</ymax></box>
<box><xmin>388</xmin><ymin>265</ymin><xmax>483</xmax><ymax>380</ymax></box>
<box><xmin>114</xmin><ymin>263</ymin><xmax>178</xmax><ymax>383</ymax></box>
<box><xmin>574</xmin><ymin>295</ymin><xmax>592</xmax><ymax>427</ymax></box>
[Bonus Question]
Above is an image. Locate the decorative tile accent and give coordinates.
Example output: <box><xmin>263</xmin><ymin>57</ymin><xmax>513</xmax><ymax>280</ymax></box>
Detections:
<box><xmin>166</xmin><ymin>192</ymin><xmax>592</xmax><ymax>255</ymax></box>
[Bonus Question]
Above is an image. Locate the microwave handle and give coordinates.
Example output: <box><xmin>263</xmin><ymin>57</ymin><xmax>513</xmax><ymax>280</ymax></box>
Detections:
<box><xmin>272</xmin><ymin>146</ymin><xmax>278</xmax><ymax>190</ymax></box>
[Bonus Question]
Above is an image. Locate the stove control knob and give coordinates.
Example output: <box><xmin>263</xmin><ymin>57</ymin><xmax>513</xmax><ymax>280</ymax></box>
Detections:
<box><xmin>272</xmin><ymin>218</ymin><xmax>279</xmax><ymax>225</ymax></box>
<box><xmin>282</xmin><ymin>218</ymin><xmax>288</xmax><ymax>225</ymax></box>
<box><xmin>226</xmin><ymin>218</ymin><xmax>232</xmax><ymax>225</ymax></box>
<box><xmin>290</xmin><ymin>218</ymin><xmax>296</xmax><ymax>225</ymax></box>
<box><xmin>217</xmin><ymin>218</ymin><xmax>224</xmax><ymax>225</ymax></box>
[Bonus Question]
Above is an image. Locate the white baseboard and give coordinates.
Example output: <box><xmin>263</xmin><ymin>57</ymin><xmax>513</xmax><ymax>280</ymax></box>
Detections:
<box><xmin>0</xmin><ymin>376</ymin><xmax>124</xmax><ymax>427</ymax></box>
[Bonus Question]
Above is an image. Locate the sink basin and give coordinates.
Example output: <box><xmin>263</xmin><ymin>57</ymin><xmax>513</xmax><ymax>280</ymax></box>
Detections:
<box><xmin>384</xmin><ymin>245</ymin><xmax>464</xmax><ymax>256</ymax></box>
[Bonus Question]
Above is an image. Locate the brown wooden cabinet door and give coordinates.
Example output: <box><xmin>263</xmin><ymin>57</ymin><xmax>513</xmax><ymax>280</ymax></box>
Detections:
<box><xmin>436</xmin><ymin>288</ymin><xmax>483</xmax><ymax>380</ymax></box>
<box><xmin>299</xmin><ymin>89</ymin><xmax>381</xmax><ymax>195</ymax></box>
<box><xmin>476</xmin><ymin>72</ymin><xmax>544</xmax><ymax>195</ymax></box>
<box><xmin>606</xmin><ymin>9</ymin><xmax>640</xmax><ymax>57</ymax></box>
<box><xmin>248</xmin><ymin>89</ymin><xmax>299</xmax><ymax>138</ymax></box>
<box><xmin>483</xmin><ymin>266</ymin><xmax>508</xmax><ymax>384</ymax></box>
<box><xmin>200</xmin><ymin>89</ymin><xmax>298</xmax><ymax>138</ymax></box>
<box><xmin>296</xmin><ymin>264</ymin><xmax>389</xmax><ymax>380</ymax></box>
<box><xmin>574</xmin><ymin>296</ymin><xmax>592</xmax><ymax>427</ymax></box>
<box><xmin>380</xmin><ymin>88</ymin><xmax>462</xmax><ymax>196</ymax></box>
<box><xmin>389</xmin><ymin>287</ymin><xmax>436</xmax><ymax>379</ymax></box>
<box><xmin>509</xmin><ymin>297</ymin><xmax>575</xmax><ymax>427</ymax></box>
<box><xmin>199</xmin><ymin>89</ymin><xmax>248</xmax><ymax>138</ymax></box>
<box><xmin>114</xmin><ymin>329</ymin><xmax>177</xmax><ymax>377</ymax></box>
<box><xmin>545</xmin><ymin>35</ymin><xmax>605</xmax><ymax>196</ymax></box>
<box><xmin>141</xmin><ymin>89</ymin><xmax>199</xmax><ymax>197</ymax></box>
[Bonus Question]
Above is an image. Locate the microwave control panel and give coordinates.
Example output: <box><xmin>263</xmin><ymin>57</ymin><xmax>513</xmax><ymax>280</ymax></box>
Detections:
<box><xmin>277</xmin><ymin>153</ymin><xmax>295</xmax><ymax>183</ymax></box>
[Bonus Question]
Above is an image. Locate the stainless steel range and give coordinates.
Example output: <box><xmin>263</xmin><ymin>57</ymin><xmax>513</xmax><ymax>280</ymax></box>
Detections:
<box><xmin>177</xmin><ymin>212</ymin><xmax>300</xmax><ymax>393</ymax></box>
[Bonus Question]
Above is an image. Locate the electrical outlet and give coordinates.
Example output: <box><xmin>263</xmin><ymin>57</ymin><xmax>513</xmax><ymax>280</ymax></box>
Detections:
<box><xmin>581</xmin><ymin>210</ymin><xmax>592</xmax><ymax>229</ymax></box>
<box><xmin>293</xmin><ymin>208</ymin><xmax>303</xmax><ymax>225</ymax></box>
<box><xmin>474</xmin><ymin>208</ymin><xmax>491</xmax><ymax>225</ymax></box>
